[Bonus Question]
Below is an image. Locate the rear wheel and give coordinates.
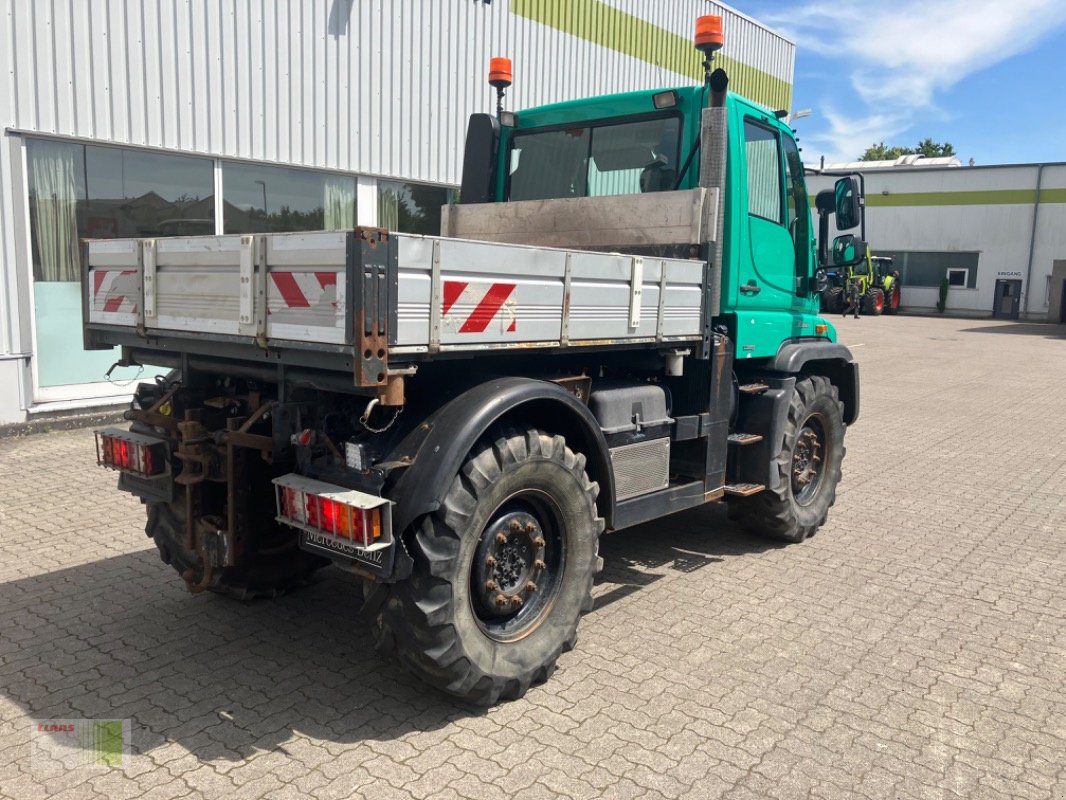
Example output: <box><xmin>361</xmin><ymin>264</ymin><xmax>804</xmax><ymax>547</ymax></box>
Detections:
<box><xmin>862</xmin><ymin>287</ymin><xmax>885</xmax><ymax>316</ymax></box>
<box><xmin>821</xmin><ymin>287</ymin><xmax>844</xmax><ymax>313</ymax></box>
<box><xmin>728</xmin><ymin>376</ymin><xmax>845</xmax><ymax>543</ymax></box>
<box><xmin>146</xmin><ymin>490</ymin><xmax>328</xmax><ymax>599</ymax></box>
<box><xmin>369</xmin><ymin>427</ymin><xmax>603</xmax><ymax>705</ymax></box>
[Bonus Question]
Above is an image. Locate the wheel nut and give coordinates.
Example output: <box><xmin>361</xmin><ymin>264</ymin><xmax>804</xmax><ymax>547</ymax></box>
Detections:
<box><xmin>510</xmin><ymin>520</ymin><xmax>522</xmax><ymax>532</ymax></box>
<box><xmin>495</xmin><ymin>532</ymin><xmax>508</xmax><ymax>545</ymax></box>
<box><xmin>510</xmin><ymin>596</ymin><xmax>523</xmax><ymax>608</ymax></box>
<box><xmin>485</xmin><ymin>555</ymin><xmax>497</xmax><ymax>568</ymax></box>
<box><xmin>533</xmin><ymin>560</ymin><xmax>546</xmax><ymax>571</ymax></box>
<box><xmin>533</xmin><ymin>537</ymin><xmax>545</xmax><ymax>548</ymax></box>
<box><xmin>484</xmin><ymin>580</ymin><xmax>497</xmax><ymax>591</ymax></box>
<box><xmin>525</xmin><ymin>581</ymin><xmax>537</xmax><ymax>594</ymax></box>
<box><xmin>495</xmin><ymin>594</ymin><xmax>508</xmax><ymax>607</ymax></box>
<box><xmin>525</xmin><ymin>522</ymin><xmax>537</xmax><ymax>533</ymax></box>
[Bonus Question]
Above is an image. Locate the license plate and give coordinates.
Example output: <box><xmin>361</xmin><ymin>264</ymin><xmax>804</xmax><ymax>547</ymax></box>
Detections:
<box><xmin>300</xmin><ymin>530</ymin><xmax>386</xmax><ymax>567</ymax></box>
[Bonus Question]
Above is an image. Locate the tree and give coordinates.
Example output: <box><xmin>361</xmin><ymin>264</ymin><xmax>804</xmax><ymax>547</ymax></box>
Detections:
<box><xmin>914</xmin><ymin>138</ymin><xmax>955</xmax><ymax>158</ymax></box>
<box><xmin>859</xmin><ymin>138</ymin><xmax>955</xmax><ymax>161</ymax></box>
<box><xmin>860</xmin><ymin>141</ymin><xmax>912</xmax><ymax>161</ymax></box>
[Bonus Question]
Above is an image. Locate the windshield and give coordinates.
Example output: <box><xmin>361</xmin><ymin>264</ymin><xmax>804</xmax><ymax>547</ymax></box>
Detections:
<box><xmin>507</xmin><ymin>115</ymin><xmax>682</xmax><ymax>201</ymax></box>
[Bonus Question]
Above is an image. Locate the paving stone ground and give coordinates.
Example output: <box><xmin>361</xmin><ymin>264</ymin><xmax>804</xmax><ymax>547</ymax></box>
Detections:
<box><xmin>0</xmin><ymin>315</ymin><xmax>1064</xmax><ymax>800</ymax></box>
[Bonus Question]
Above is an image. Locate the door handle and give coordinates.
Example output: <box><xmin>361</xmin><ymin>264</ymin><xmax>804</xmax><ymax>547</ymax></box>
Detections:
<box><xmin>740</xmin><ymin>281</ymin><xmax>761</xmax><ymax>295</ymax></box>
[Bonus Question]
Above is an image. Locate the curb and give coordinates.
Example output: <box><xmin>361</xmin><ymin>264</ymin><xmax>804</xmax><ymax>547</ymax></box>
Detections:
<box><xmin>0</xmin><ymin>408</ymin><xmax>127</xmax><ymax>440</ymax></box>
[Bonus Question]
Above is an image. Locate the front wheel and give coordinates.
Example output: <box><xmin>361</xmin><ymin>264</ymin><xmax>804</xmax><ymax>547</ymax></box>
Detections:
<box><xmin>369</xmin><ymin>427</ymin><xmax>603</xmax><ymax>705</ymax></box>
<box><xmin>862</xmin><ymin>287</ymin><xmax>885</xmax><ymax>316</ymax></box>
<box><xmin>728</xmin><ymin>376</ymin><xmax>845</xmax><ymax>543</ymax></box>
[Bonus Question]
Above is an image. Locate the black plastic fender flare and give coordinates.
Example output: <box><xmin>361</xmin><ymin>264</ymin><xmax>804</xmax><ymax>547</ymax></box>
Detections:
<box><xmin>384</xmin><ymin>377</ymin><xmax>615</xmax><ymax>540</ymax></box>
<box><xmin>769</xmin><ymin>340</ymin><xmax>860</xmax><ymax>425</ymax></box>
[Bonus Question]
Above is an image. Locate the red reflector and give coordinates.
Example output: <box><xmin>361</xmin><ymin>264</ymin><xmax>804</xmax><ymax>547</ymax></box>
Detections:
<box><xmin>97</xmin><ymin>431</ymin><xmax>165</xmax><ymax>477</ymax></box>
<box><xmin>305</xmin><ymin>494</ymin><xmax>320</xmax><ymax>528</ymax></box>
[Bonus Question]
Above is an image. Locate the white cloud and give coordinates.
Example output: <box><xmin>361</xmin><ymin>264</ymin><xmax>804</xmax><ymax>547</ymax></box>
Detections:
<box><xmin>759</xmin><ymin>0</ymin><xmax>1066</xmax><ymax>161</ymax></box>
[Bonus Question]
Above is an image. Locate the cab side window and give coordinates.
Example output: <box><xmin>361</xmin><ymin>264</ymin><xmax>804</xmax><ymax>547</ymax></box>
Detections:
<box><xmin>744</xmin><ymin>120</ymin><xmax>782</xmax><ymax>223</ymax></box>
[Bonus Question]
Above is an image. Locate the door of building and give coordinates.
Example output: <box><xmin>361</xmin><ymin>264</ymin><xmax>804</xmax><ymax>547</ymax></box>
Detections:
<box><xmin>1060</xmin><ymin>280</ymin><xmax>1066</xmax><ymax>324</ymax></box>
<box><xmin>992</xmin><ymin>279</ymin><xmax>1021</xmax><ymax>320</ymax></box>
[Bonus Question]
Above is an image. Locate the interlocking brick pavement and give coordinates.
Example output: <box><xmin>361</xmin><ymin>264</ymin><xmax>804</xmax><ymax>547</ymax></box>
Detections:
<box><xmin>0</xmin><ymin>316</ymin><xmax>1064</xmax><ymax>800</ymax></box>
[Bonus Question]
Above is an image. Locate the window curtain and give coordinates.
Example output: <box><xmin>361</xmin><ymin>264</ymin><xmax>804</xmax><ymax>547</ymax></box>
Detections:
<box><xmin>29</xmin><ymin>140</ymin><xmax>81</xmax><ymax>282</ymax></box>
<box><xmin>323</xmin><ymin>175</ymin><xmax>356</xmax><ymax>230</ymax></box>
<box><xmin>377</xmin><ymin>185</ymin><xmax>400</xmax><ymax>231</ymax></box>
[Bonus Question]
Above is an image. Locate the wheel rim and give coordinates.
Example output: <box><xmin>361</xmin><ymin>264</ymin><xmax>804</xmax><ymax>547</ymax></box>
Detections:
<box><xmin>874</xmin><ymin>292</ymin><xmax>884</xmax><ymax>312</ymax></box>
<box><xmin>892</xmin><ymin>287</ymin><xmax>901</xmax><ymax>309</ymax></box>
<box><xmin>791</xmin><ymin>415</ymin><xmax>826</xmax><ymax>505</ymax></box>
<box><xmin>470</xmin><ymin>492</ymin><xmax>566</xmax><ymax>642</ymax></box>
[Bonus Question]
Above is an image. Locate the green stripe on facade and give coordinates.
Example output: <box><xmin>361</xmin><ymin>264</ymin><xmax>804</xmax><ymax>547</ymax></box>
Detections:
<box><xmin>510</xmin><ymin>0</ymin><xmax>793</xmax><ymax>111</ymax></box>
<box><xmin>867</xmin><ymin>189</ymin><xmax>1037</xmax><ymax>207</ymax></box>
<box><xmin>809</xmin><ymin>187</ymin><xmax>1066</xmax><ymax>208</ymax></box>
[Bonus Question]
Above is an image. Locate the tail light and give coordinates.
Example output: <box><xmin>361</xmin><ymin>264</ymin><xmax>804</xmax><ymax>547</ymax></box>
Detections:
<box><xmin>273</xmin><ymin>474</ymin><xmax>391</xmax><ymax>549</ymax></box>
<box><xmin>95</xmin><ymin>429</ymin><xmax>167</xmax><ymax>477</ymax></box>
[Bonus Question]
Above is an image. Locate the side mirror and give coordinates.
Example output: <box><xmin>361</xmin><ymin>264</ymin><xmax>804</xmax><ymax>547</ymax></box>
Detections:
<box><xmin>831</xmin><ymin>234</ymin><xmax>866</xmax><ymax>267</ymax></box>
<box><xmin>814</xmin><ymin>268</ymin><xmax>828</xmax><ymax>294</ymax></box>
<box><xmin>834</xmin><ymin>177</ymin><xmax>862</xmax><ymax>231</ymax></box>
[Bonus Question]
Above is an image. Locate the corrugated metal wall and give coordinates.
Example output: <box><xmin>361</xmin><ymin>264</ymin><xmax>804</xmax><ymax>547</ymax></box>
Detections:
<box><xmin>0</xmin><ymin>0</ymin><xmax>793</xmax><ymax>373</ymax></box>
<box><xmin>0</xmin><ymin>0</ymin><xmax>792</xmax><ymax>184</ymax></box>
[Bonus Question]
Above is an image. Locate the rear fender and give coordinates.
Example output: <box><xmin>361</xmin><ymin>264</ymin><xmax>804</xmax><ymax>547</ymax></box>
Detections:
<box><xmin>384</xmin><ymin>377</ymin><xmax>615</xmax><ymax>537</ymax></box>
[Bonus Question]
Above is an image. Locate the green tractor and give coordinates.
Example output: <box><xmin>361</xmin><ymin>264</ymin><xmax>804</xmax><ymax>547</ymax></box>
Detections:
<box><xmin>871</xmin><ymin>256</ymin><xmax>902</xmax><ymax>314</ymax></box>
<box><xmin>820</xmin><ymin>250</ymin><xmax>901</xmax><ymax>316</ymax></box>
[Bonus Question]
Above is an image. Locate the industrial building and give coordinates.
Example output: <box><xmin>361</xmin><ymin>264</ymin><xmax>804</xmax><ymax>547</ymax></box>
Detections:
<box><xmin>807</xmin><ymin>162</ymin><xmax>1066</xmax><ymax>321</ymax></box>
<box><xmin>0</xmin><ymin>0</ymin><xmax>794</xmax><ymax>425</ymax></box>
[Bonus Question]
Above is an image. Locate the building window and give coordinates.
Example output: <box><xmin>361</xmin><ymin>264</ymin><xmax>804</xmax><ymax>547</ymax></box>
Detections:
<box><xmin>26</xmin><ymin>138</ymin><xmax>214</xmax><ymax>388</ymax></box>
<box><xmin>946</xmin><ymin>268</ymin><xmax>968</xmax><ymax>287</ymax></box>
<box><xmin>377</xmin><ymin>180</ymin><xmax>455</xmax><ymax>235</ymax></box>
<box><xmin>871</xmin><ymin>250</ymin><xmax>980</xmax><ymax>288</ymax></box>
<box><xmin>222</xmin><ymin>162</ymin><xmax>356</xmax><ymax>233</ymax></box>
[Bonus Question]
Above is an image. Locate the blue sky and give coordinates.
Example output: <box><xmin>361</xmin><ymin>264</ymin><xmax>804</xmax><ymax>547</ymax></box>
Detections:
<box><xmin>738</xmin><ymin>1</ymin><xmax>1066</xmax><ymax>166</ymax></box>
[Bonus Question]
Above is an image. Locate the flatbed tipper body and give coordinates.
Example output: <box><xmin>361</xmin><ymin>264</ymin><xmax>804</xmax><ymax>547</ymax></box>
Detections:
<box><xmin>85</xmin><ymin>24</ymin><xmax>865</xmax><ymax>706</ymax></box>
<box><xmin>86</xmin><ymin>221</ymin><xmax>705</xmax><ymax>365</ymax></box>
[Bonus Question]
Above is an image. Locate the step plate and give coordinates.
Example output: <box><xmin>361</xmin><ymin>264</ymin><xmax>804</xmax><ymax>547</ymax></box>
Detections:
<box><xmin>724</xmin><ymin>482</ymin><xmax>766</xmax><ymax>497</ymax></box>
<box><xmin>727</xmin><ymin>433</ymin><xmax>763</xmax><ymax>446</ymax></box>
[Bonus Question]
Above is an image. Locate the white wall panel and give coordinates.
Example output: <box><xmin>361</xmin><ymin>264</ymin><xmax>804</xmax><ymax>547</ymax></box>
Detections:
<box><xmin>808</xmin><ymin>165</ymin><xmax>1066</xmax><ymax>316</ymax></box>
<box><xmin>0</xmin><ymin>0</ymin><xmax>792</xmax><ymax>185</ymax></box>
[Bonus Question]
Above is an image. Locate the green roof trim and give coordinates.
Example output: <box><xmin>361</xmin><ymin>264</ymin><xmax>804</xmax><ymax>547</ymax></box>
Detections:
<box><xmin>510</xmin><ymin>0</ymin><xmax>793</xmax><ymax>112</ymax></box>
<box><xmin>808</xmin><ymin>186</ymin><xmax>1066</xmax><ymax>207</ymax></box>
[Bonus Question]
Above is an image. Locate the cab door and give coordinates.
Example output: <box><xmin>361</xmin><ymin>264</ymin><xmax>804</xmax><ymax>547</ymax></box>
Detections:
<box><xmin>737</xmin><ymin>117</ymin><xmax>796</xmax><ymax>311</ymax></box>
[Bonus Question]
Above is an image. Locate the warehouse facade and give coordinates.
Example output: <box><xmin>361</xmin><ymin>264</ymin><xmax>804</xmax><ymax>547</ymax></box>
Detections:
<box><xmin>807</xmin><ymin>163</ymin><xmax>1066</xmax><ymax>320</ymax></box>
<box><xmin>0</xmin><ymin>0</ymin><xmax>794</xmax><ymax>424</ymax></box>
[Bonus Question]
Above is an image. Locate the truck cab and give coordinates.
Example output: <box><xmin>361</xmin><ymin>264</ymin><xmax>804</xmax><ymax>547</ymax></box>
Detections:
<box><xmin>460</xmin><ymin>82</ymin><xmax>851</xmax><ymax>360</ymax></box>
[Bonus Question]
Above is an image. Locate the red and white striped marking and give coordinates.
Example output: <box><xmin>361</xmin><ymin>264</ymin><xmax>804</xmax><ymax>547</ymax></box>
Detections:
<box><xmin>269</xmin><ymin>271</ymin><xmax>338</xmax><ymax>310</ymax></box>
<box><xmin>443</xmin><ymin>280</ymin><xmax>517</xmax><ymax>334</ymax></box>
<box><xmin>91</xmin><ymin>269</ymin><xmax>139</xmax><ymax>314</ymax></box>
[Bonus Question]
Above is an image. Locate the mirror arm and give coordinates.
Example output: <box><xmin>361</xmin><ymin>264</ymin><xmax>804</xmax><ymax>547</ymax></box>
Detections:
<box><xmin>672</xmin><ymin>137</ymin><xmax>701</xmax><ymax>191</ymax></box>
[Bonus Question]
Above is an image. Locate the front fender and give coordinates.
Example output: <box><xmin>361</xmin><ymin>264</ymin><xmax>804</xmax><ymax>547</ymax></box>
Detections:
<box><xmin>769</xmin><ymin>340</ymin><xmax>860</xmax><ymax>425</ymax></box>
<box><xmin>384</xmin><ymin>377</ymin><xmax>614</xmax><ymax>537</ymax></box>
